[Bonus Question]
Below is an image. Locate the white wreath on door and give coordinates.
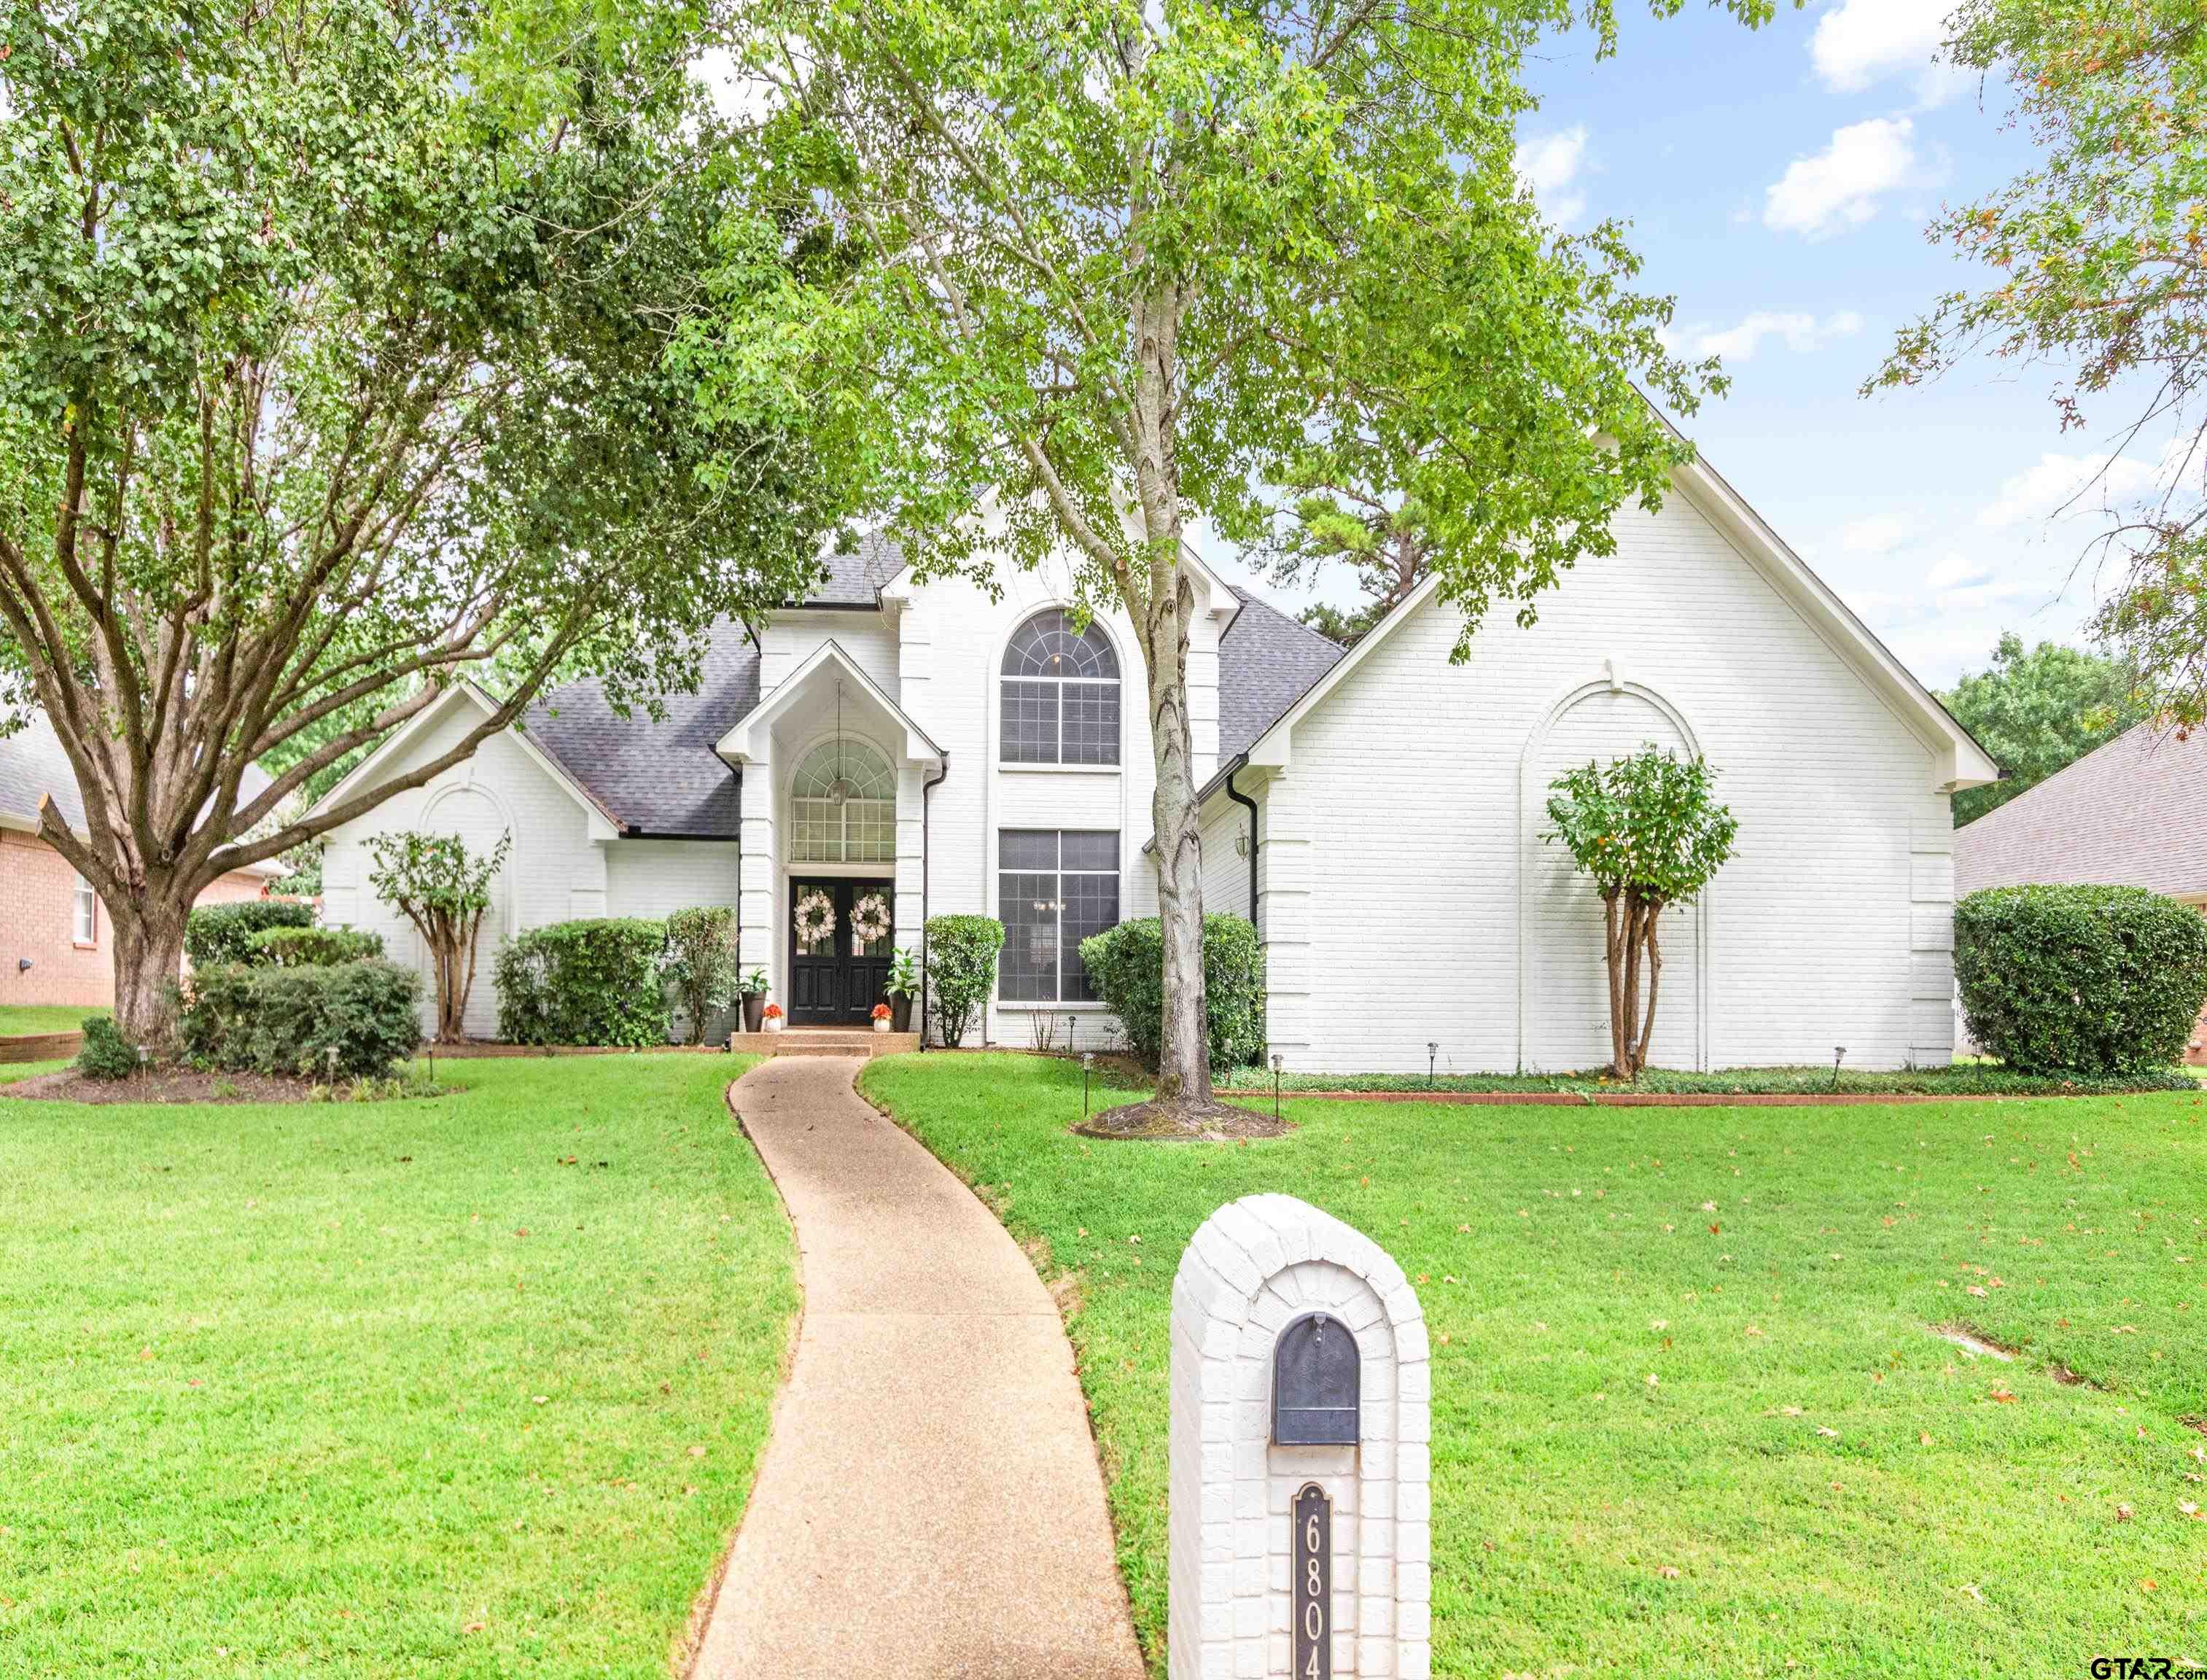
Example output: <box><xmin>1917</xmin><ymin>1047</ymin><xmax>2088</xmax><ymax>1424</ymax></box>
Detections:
<box><xmin>850</xmin><ymin>892</ymin><xmax>892</xmax><ymax>949</ymax></box>
<box><xmin>794</xmin><ymin>889</ymin><xmax>837</xmax><ymax>946</ymax></box>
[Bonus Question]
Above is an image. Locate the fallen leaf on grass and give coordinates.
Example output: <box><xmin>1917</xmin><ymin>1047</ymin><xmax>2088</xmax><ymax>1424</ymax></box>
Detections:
<box><xmin>1989</xmin><ymin>1388</ymin><xmax>2017</xmax><ymax>1404</ymax></box>
<box><xmin>2116</xmin><ymin>1503</ymin><xmax>2134</xmax><ymax>1522</ymax></box>
<box><xmin>1656</xmin><ymin>1566</ymin><xmax>1681</xmax><ymax>1579</ymax></box>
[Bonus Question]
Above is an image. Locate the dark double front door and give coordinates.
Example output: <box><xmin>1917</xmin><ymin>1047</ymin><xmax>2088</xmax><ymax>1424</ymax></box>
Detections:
<box><xmin>788</xmin><ymin>877</ymin><xmax>895</xmax><ymax>1025</ymax></box>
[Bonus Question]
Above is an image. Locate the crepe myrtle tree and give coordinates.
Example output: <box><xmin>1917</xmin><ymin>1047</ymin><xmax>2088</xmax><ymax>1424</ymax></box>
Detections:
<box><xmin>0</xmin><ymin>0</ymin><xmax>833</xmax><ymax>1050</ymax></box>
<box><xmin>1544</xmin><ymin>747</ymin><xmax>1737</xmax><ymax>1080</ymax></box>
<box><xmin>366</xmin><ymin>831</ymin><xmax>512</xmax><ymax>1044</ymax></box>
<box><xmin>686</xmin><ymin>0</ymin><xmax>1778</xmax><ymax>1118</ymax></box>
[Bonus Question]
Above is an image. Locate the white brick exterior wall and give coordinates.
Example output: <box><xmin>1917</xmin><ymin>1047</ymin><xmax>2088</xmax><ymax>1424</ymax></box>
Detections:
<box><xmin>1238</xmin><ymin>481</ymin><xmax>1959</xmax><ymax>1076</ymax></box>
<box><xmin>1170</xmin><ymin>1195</ymin><xmax>1431</xmax><ymax>1680</ymax></box>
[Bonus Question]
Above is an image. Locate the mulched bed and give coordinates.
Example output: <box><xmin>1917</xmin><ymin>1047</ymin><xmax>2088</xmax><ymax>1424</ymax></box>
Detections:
<box><xmin>1075</xmin><ymin>1096</ymin><xmax>1292</xmax><ymax>1141</ymax></box>
<box><xmin>0</xmin><ymin>1068</ymin><xmax>445</xmax><ymax>1105</ymax></box>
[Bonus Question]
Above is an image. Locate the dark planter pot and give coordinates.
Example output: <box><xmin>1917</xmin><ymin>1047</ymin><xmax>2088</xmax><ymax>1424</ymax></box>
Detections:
<box><xmin>743</xmin><ymin>994</ymin><xmax>766</xmax><ymax>1035</ymax></box>
<box><xmin>890</xmin><ymin>994</ymin><xmax>914</xmax><ymax>1034</ymax></box>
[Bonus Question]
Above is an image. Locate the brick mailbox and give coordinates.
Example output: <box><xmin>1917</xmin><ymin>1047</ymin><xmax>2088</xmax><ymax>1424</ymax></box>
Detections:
<box><xmin>1169</xmin><ymin>1194</ymin><xmax>1431</xmax><ymax>1680</ymax></box>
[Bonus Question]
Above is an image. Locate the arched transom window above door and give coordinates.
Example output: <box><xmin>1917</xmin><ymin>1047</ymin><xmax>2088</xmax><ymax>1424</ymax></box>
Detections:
<box><xmin>1001</xmin><ymin>608</ymin><xmax>1121</xmax><ymax>766</ymax></box>
<box><xmin>790</xmin><ymin>737</ymin><xmax>896</xmax><ymax>863</ymax></box>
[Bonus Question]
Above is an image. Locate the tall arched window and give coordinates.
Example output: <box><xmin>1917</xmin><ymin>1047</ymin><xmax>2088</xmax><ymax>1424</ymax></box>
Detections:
<box><xmin>1000</xmin><ymin>608</ymin><xmax>1121</xmax><ymax>766</ymax></box>
<box><xmin>790</xmin><ymin>737</ymin><xmax>896</xmax><ymax>863</ymax></box>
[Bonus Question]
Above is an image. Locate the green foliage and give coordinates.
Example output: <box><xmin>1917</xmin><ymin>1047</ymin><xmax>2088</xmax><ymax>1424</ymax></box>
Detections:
<box><xmin>74</xmin><ymin>1016</ymin><xmax>141</xmax><ymax>1081</ymax></box>
<box><xmin>1941</xmin><ymin>633</ymin><xmax>2142</xmax><ymax>825</ymax></box>
<box><xmin>369</xmin><ymin>830</ymin><xmax>510</xmax><ymax>1040</ymax></box>
<box><xmin>1079</xmin><ymin>917</ymin><xmax>1265</xmax><ymax>1076</ymax></box>
<box><xmin>183</xmin><ymin>900</ymin><xmax>316</xmax><ymax>968</ymax></box>
<box><xmin>1544</xmin><ymin>747</ymin><xmax>1738</xmax><ymax>903</ymax></box>
<box><xmin>661</xmin><ymin>906</ymin><xmax>740</xmax><ymax>1046</ymax></box>
<box><xmin>267</xmin><ymin>841</ymin><xmax>326</xmax><ymax>899</ymax></box>
<box><xmin>1872</xmin><ymin>0</ymin><xmax>2207</xmax><ymax>722</ymax></box>
<box><xmin>494</xmin><ymin>919</ymin><xmax>670</xmax><ymax>1048</ymax></box>
<box><xmin>885</xmin><ymin>946</ymin><xmax>920</xmax><ymax>1000</ymax></box>
<box><xmin>181</xmin><ymin>961</ymin><xmax>422</xmax><ymax>1079</ymax></box>
<box><xmin>1955</xmin><ymin>884</ymin><xmax>2207</xmax><ymax>1074</ymax></box>
<box><xmin>739</xmin><ymin>967</ymin><xmax>770</xmax><ymax>998</ymax></box>
<box><xmin>247</xmin><ymin>925</ymin><xmax>385</xmax><ymax>967</ymax></box>
<box><xmin>923</xmin><ymin>917</ymin><xmax>1004</xmax><ymax>1049</ymax></box>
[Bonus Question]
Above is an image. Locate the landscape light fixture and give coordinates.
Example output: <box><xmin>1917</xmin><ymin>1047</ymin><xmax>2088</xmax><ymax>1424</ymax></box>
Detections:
<box><xmin>1083</xmin><ymin>1051</ymin><xmax>1095</xmax><ymax>1119</ymax></box>
<box><xmin>1271</xmin><ymin>1051</ymin><xmax>1284</xmax><ymax>1121</ymax></box>
<box><xmin>1428</xmin><ymin>1041</ymin><xmax>1439</xmax><ymax>1089</ymax></box>
<box><xmin>1832</xmin><ymin>1046</ymin><xmax>1847</xmax><ymax>1092</ymax></box>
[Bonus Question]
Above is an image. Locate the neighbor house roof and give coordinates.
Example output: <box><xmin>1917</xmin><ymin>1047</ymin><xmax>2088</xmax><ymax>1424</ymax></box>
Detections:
<box><xmin>1953</xmin><ymin>721</ymin><xmax>2207</xmax><ymax>901</ymax></box>
<box><xmin>1</xmin><ymin>707</ymin><xmax>281</xmax><ymax>871</ymax></box>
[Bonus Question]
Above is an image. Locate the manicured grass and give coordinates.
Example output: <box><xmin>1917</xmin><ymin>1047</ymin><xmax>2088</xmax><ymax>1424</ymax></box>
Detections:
<box><xmin>864</xmin><ymin>1052</ymin><xmax>2207</xmax><ymax>1678</ymax></box>
<box><xmin>1218</xmin><ymin>1060</ymin><xmax>2197</xmax><ymax>1097</ymax></box>
<box><xmin>0</xmin><ymin>1053</ymin><xmax>794</xmax><ymax>1679</ymax></box>
<box><xmin>0</xmin><ymin>1003</ymin><xmax>107</xmax><ymax>1037</ymax></box>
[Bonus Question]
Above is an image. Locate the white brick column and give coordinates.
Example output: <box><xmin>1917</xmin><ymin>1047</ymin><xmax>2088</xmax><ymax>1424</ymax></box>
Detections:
<box><xmin>1255</xmin><ymin>771</ymin><xmax>1312</xmax><ymax>1063</ymax></box>
<box><xmin>1170</xmin><ymin>1194</ymin><xmax>1431</xmax><ymax>1680</ymax></box>
<box><xmin>736</xmin><ymin>746</ymin><xmax>778</xmax><ymax>1003</ymax></box>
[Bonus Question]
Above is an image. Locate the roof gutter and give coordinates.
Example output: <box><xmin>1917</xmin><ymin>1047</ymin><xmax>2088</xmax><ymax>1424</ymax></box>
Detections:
<box><xmin>1224</xmin><ymin>763</ymin><xmax>1258</xmax><ymax>933</ymax></box>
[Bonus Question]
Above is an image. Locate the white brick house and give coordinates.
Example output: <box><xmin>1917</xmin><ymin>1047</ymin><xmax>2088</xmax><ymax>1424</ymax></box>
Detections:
<box><xmin>310</xmin><ymin>446</ymin><xmax>1996</xmax><ymax>1069</ymax></box>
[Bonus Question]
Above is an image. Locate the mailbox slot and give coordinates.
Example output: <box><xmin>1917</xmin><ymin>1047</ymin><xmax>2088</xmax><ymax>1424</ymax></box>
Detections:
<box><xmin>1271</xmin><ymin>1310</ymin><xmax>1360</xmax><ymax>1445</ymax></box>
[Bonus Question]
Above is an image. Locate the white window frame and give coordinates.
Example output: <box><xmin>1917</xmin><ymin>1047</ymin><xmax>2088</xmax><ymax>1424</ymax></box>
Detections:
<box><xmin>996</xmin><ymin>829</ymin><xmax>1120</xmax><ymax>1004</ymax></box>
<box><xmin>998</xmin><ymin>610</ymin><xmax>1122</xmax><ymax>768</ymax></box>
<box><xmin>71</xmin><ymin>873</ymin><xmax>97</xmax><ymax>945</ymax></box>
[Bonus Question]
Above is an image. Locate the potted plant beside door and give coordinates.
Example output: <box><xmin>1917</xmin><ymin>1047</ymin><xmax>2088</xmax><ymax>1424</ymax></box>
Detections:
<box><xmin>884</xmin><ymin>948</ymin><xmax>919</xmax><ymax>1034</ymax></box>
<box><xmin>739</xmin><ymin>968</ymin><xmax>769</xmax><ymax>1034</ymax></box>
<box><xmin>871</xmin><ymin>1003</ymin><xmax>892</xmax><ymax>1035</ymax></box>
<box><xmin>761</xmin><ymin>1003</ymin><xmax>784</xmax><ymax>1035</ymax></box>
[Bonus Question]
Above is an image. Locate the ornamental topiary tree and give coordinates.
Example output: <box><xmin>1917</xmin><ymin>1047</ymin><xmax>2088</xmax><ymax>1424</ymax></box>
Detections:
<box><xmin>1955</xmin><ymin>884</ymin><xmax>2207</xmax><ymax>1074</ymax></box>
<box><xmin>663</xmin><ymin>906</ymin><xmax>741</xmax><ymax>1046</ymax></box>
<box><xmin>1544</xmin><ymin>747</ymin><xmax>1737</xmax><ymax>1080</ymax></box>
<box><xmin>366</xmin><ymin>831</ymin><xmax>510</xmax><ymax>1043</ymax></box>
<box><xmin>924</xmin><ymin>917</ymin><xmax>1004</xmax><ymax>1049</ymax></box>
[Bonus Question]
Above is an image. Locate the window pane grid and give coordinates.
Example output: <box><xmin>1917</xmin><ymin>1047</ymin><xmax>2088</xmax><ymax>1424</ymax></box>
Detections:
<box><xmin>1000</xmin><ymin>611</ymin><xmax>1119</xmax><ymax>766</ymax></box>
<box><xmin>997</xmin><ymin>830</ymin><xmax>1119</xmax><ymax>1003</ymax></box>
<box><xmin>791</xmin><ymin>737</ymin><xmax>898</xmax><ymax>863</ymax></box>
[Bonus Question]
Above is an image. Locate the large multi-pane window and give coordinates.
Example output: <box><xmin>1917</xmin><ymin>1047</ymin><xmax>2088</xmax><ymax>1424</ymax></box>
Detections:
<box><xmin>790</xmin><ymin>737</ymin><xmax>897</xmax><ymax>863</ymax></box>
<box><xmin>1000</xmin><ymin>609</ymin><xmax>1121</xmax><ymax>766</ymax></box>
<box><xmin>998</xmin><ymin>830</ymin><xmax>1119</xmax><ymax>1002</ymax></box>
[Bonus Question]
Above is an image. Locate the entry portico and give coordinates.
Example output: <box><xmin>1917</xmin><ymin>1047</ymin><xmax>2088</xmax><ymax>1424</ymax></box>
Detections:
<box><xmin>715</xmin><ymin>639</ymin><xmax>945</xmax><ymax>1026</ymax></box>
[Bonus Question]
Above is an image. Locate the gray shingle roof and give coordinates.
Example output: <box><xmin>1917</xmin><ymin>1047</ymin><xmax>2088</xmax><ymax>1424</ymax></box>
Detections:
<box><xmin>1953</xmin><ymin>720</ymin><xmax>2207</xmax><ymax>900</ymax></box>
<box><xmin>1217</xmin><ymin>588</ymin><xmax>1347</xmax><ymax>758</ymax></box>
<box><xmin>513</xmin><ymin>569</ymin><xmax>1341</xmax><ymax>839</ymax></box>
<box><xmin>1</xmin><ymin>707</ymin><xmax>270</xmax><ymax>836</ymax></box>
<box><xmin>803</xmin><ymin>532</ymin><xmax>907</xmax><ymax>607</ymax></box>
<box><xmin>523</xmin><ymin>619</ymin><xmax>759</xmax><ymax>839</ymax></box>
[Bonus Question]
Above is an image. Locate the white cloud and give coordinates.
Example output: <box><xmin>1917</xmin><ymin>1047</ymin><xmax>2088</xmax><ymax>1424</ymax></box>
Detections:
<box><xmin>1837</xmin><ymin>513</ymin><xmax>1912</xmax><ymax>555</ymax></box>
<box><xmin>1515</xmin><ymin>125</ymin><xmax>1589</xmax><ymax>229</ymax></box>
<box><xmin>1975</xmin><ymin>449</ymin><xmax>2169</xmax><ymax>532</ymax></box>
<box><xmin>1764</xmin><ymin>117</ymin><xmax>1917</xmax><ymax>238</ymax></box>
<box><xmin>1810</xmin><ymin>0</ymin><xmax>1958</xmax><ymax>105</ymax></box>
<box><xmin>1675</xmin><ymin>308</ymin><xmax>1864</xmax><ymax>363</ymax></box>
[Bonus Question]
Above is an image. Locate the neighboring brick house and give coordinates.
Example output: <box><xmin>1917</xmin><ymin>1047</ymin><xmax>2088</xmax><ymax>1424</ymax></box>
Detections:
<box><xmin>1953</xmin><ymin>721</ymin><xmax>2207</xmax><ymax>1062</ymax></box>
<box><xmin>1</xmin><ymin>711</ymin><xmax>280</xmax><ymax>1009</ymax></box>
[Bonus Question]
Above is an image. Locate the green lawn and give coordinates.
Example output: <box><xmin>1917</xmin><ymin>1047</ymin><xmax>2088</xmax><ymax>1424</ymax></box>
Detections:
<box><xmin>863</xmin><ymin>1053</ymin><xmax>2207</xmax><ymax>1679</ymax></box>
<box><xmin>0</xmin><ymin>1052</ymin><xmax>794</xmax><ymax>1679</ymax></box>
<box><xmin>0</xmin><ymin>1003</ymin><xmax>107</xmax><ymax>1037</ymax></box>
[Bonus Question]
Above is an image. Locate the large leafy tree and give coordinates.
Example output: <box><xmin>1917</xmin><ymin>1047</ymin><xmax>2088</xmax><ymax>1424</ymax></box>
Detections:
<box><xmin>1872</xmin><ymin>1</ymin><xmax>2207</xmax><ymax>716</ymax></box>
<box><xmin>690</xmin><ymin>0</ymin><xmax>1767</xmax><ymax>1116</ymax></box>
<box><xmin>0</xmin><ymin>0</ymin><xmax>830</xmax><ymax>1047</ymax></box>
<box><xmin>1941</xmin><ymin>631</ymin><xmax>2142</xmax><ymax>825</ymax></box>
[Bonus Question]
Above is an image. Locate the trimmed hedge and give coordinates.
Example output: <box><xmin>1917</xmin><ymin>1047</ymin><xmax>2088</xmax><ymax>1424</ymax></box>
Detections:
<box><xmin>1955</xmin><ymin>884</ymin><xmax>2207</xmax><ymax>1074</ymax></box>
<box><xmin>248</xmin><ymin>924</ymin><xmax>384</xmax><ymax>966</ymax></box>
<box><xmin>1079</xmin><ymin>914</ymin><xmax>1264</xmax><ymax>1075</ymax></box>
<box><xmin>494</xmin><ymin>918</ymin><xmax>670</xmax><ymax>1047</ymax></box>
<box><xmin>184</xmin><ymin>898</ymin><xmax>314</xmax><ymax>967</ymax></box>
<box><xmin>75</xmin><ymin>1016</ymin><xmax>139</xmax><ymax>1080</ymax></box>
<box><xmin>662</xmin><ymin>905</ymin><xmax>740</xmax><ymax>1046</ymax></box>
<box><xmin>925</xmin><ymin>916</ymin><xmax>1003</xmax><ymax>1049</ymax></box>
<box><xmin>181</xmin><ymin>960</ymin><xmax>421</xmax><ymax>1079</ymax></box>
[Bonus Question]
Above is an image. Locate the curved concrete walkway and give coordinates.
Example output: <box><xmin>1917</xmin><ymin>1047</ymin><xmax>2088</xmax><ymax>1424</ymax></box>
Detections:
<box><xmin>691</xmin><ymin>1055</ymin><xmax>1144</xmax><ymax>1680</ymax></box>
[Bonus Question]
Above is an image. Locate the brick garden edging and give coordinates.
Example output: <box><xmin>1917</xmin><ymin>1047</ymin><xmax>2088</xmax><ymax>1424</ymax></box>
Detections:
<box><xmin>1276</xmin><ymin>1087</ymin><xmax>2114</xmax><ymax>1108</ymax></box>
<box><xmin>0</xmin><ymin>1031</ymin><xmax>83</xmax><ymax>1065</ymax></box>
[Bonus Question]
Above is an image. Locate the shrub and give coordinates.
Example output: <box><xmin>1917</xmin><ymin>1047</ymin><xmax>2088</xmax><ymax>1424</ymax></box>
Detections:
<box><xmin>925</xmin><ymin>916</ymin><xmax>1003</xmax><ymax>1048</ymax></box>
<box><xmin>1078</xmin><ymin>914</ymin><xmax>1264</xmax><ymax>1074</ymax></box>
<box><xmin>1955</xmin><ymin>884</ymin><xmax>2207</xmax><ymax>1073</ymax></box>
<box><xmin>180</xmin><ymin>960</ymin><xmax>421</xmax><ymax>1079</ymax></box>
<box><xmin>75</xmin><ymin>1016</ymin><xmax>139</xmax><ymax>1080</ymax></box>
<box><xmin>249</xmin><ymin>924</ymin><xmax>385</xmax><ymax>966</ymax></box>
<box><xmin>184</xmin><ymin>898</ymin><xmax>315</xmax><ymax>967</ymax></box>
<box><xmin>494</xmin><ymin>918</ymin><xmax>669</xmax><ymax>1047</ymax></box>
<box><xmin>662</xmin><ymin>905</ymin><xmax>740</xmax><ymax>1046</ymax></box>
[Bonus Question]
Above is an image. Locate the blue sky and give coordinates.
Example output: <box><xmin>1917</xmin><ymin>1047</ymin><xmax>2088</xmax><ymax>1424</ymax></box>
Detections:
<box><xmin>1204</xmin><ymin>0</ymin><xmax>2149</xmax><ymax>693</ymax></box>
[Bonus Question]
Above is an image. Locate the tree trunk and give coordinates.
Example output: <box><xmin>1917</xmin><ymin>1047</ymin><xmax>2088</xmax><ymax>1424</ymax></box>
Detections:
<box><xmin>1615</xmin><ymin>890</ymin><xmax>1645</xmax><ymax>1080</ymax></box>
<box><xmin>1635</xmin><ymin>900</ymin><xmax>1666</xmax><ymax>1075</ymax></box>
<box><xmin>1601</xmin><ymin>890</ymin><xmax>1628</xmax><ymax>1078</ymax></box>
<box><xmin>1143</xmin><ymin>571</ymin><xmax>1210</xmax><ymax>1102</ymax></box>
<box><xmin>109</xmin><ymin>895</ymin><xmax>191</xmax><ymax>1055</ymax></box>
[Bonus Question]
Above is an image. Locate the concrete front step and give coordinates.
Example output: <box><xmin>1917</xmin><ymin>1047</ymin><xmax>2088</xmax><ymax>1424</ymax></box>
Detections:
<box><xmin>735</xmin><ymin>1029</ymin><xmax>920</xmax><ymax>1058</ymax></box>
